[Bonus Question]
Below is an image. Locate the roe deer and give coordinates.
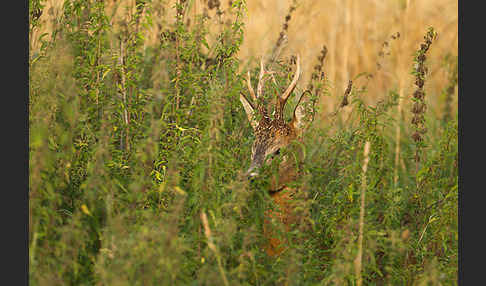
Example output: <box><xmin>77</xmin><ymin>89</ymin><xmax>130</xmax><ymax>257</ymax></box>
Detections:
<box><xmin>240</xmin><ymin>55</ymin><xmax>309</xmax><ymax>256</ymax></box>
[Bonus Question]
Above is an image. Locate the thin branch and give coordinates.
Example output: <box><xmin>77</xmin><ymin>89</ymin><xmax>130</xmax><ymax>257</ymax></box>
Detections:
<box><xmin>354</xmin><ymin>141</ymin><xmax>371</xmax><ymax>286</ymax></box>
<box><xmin>200</xmin><ymin>211</ymin><xmax>229</xmax><ymax>286</ymax></box>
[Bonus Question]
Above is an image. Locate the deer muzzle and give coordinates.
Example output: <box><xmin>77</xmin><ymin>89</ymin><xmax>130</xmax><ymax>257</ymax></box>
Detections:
<box><xmin>245</xmin><ymin>162</ymin><xmax>261</xmax><ymax>180</ymax></box>
<box><xmin>245</xmin><ymin>152</ymin><xmax>265</xmax><ymax>180</ymax></box>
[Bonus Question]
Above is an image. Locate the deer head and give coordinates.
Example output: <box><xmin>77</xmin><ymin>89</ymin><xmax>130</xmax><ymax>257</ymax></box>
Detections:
<box><xmin>240</xmin><ymin>55</ymin><xmax>307</xmax><ymax>191</ymax></box>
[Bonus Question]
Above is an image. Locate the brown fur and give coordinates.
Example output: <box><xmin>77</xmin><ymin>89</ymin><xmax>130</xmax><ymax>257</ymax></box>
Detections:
<box><xmin>240</xmin><ymin>55</ymin><xmax>307</xmax><ymax>256</ymax></box>
<box><xmin>264</xmin><ymin>187</ymin><xmax>297</xmax><ymax>256</ymax></box>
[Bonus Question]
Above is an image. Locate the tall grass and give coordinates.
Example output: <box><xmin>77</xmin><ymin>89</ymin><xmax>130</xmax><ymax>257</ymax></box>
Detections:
<box><xmin>29</xmin><ymin>0</ymin><xmax>457</xmax><ymax>285</ymax></box>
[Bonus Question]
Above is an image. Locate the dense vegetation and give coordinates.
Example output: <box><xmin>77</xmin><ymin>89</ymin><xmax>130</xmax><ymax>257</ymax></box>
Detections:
<box><xmin>29</xmin><ymin>0</ymin><xmax>457</xmax><ymax>285</ymax></box>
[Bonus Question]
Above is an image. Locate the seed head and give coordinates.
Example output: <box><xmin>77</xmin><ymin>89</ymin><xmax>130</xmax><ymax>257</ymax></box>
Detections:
<box><xmin>412</xmin><ymin>132</ymin><xmax>422</xmax><ymax>142</ymax></box>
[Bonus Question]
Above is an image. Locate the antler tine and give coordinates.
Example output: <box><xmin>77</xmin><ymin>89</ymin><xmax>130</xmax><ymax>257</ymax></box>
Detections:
<box><xmin>256</xmin><ymin>58</ymin><xmax>266</xmax><ymax>98</ymax></box>
<box><xmin>280</xmin><ymin>54</ymin><xmax>301</xmax><ymax>104</ymax></box>
<box><xmin>257</xmin><ymin>57</ymin><xmax>276</xmax><ymax>99</ymax></box>
<box><xmin>247</xmin><ymin>71</ymin><xmax>257</xmax><ymax>102</ymax></box>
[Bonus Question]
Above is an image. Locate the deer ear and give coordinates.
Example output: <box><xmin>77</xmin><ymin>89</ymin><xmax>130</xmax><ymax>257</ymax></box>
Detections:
<box><xmin>291</xmin><ymin>91</ymin><xmax>311</xmax><ymax>132</ymax></box>
<box><xmin>240</xmin><ymin>93</ymin><xmax>258</xmax><ymax>130</ymax></box>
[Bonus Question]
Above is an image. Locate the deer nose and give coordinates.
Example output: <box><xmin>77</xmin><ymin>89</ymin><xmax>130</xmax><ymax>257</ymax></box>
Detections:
<box><xmin>247</xmin><ymin>171</ymin><xmax>259</xmax><ymax>181</ymax></box>
<box><xmin>245</xmin><ymin>164</ymin><xmax>259</xmax><ymax>181</ymax></box>
<box><xmin>245</xmin><ymin>156</ymin><xmax>263</xmax><ymax>181</ymax></box>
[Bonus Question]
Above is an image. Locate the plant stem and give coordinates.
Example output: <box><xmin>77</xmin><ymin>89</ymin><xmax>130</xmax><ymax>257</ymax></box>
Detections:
<box><xmin>355</xmin><ymin>141</ymin><xmax>371</xmax><ymax>286</ymax></box>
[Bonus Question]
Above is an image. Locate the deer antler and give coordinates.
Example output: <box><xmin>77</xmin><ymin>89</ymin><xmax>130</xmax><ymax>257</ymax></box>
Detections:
<box><xmin>246</xmin><ymin>71</ymin><xmax>257</xmax><ymax>102</ymax></box>
<box><xmin>280</xmin><ymin>55</ymin><xmax>301</xmax><ymax>105</ymax></box>
<box><xmin>273</xmin><ymin>54</ymin><xmax>301</xmax><ymax>120</ymax></box>
<box><xmin>257</xmin><ymin>59</ymin><xmax>276</xmax><ymax>98</ymax></box>
<box><xmin>247</xmin><ymin>58</ymin><xmax>275</xmax><ymax>102</ymax></box>
<box><xmin>246</xmin><ymin>58</ymin><xmax>278</xmax><ymax>118</ymax></box>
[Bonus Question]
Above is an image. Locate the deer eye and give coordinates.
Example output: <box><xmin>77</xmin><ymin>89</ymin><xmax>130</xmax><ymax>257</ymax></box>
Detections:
<box><xmin>267</xmin><ymin>148</ymin><xmax>280</xmax><ymax>159</ymax></box>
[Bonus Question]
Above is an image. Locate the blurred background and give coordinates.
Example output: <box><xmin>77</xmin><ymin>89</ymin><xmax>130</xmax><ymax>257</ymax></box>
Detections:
<box><xmin>33</xmin><ymin>0</ymin><xmax>458</xmax><ymax>117</ymax></box>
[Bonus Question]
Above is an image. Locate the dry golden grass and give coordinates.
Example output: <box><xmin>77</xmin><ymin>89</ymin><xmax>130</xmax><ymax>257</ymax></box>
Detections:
<box><xmin>33</xmin><ymin>0</ymin><xmax>457</xmax><ymax>117</ymax></box>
